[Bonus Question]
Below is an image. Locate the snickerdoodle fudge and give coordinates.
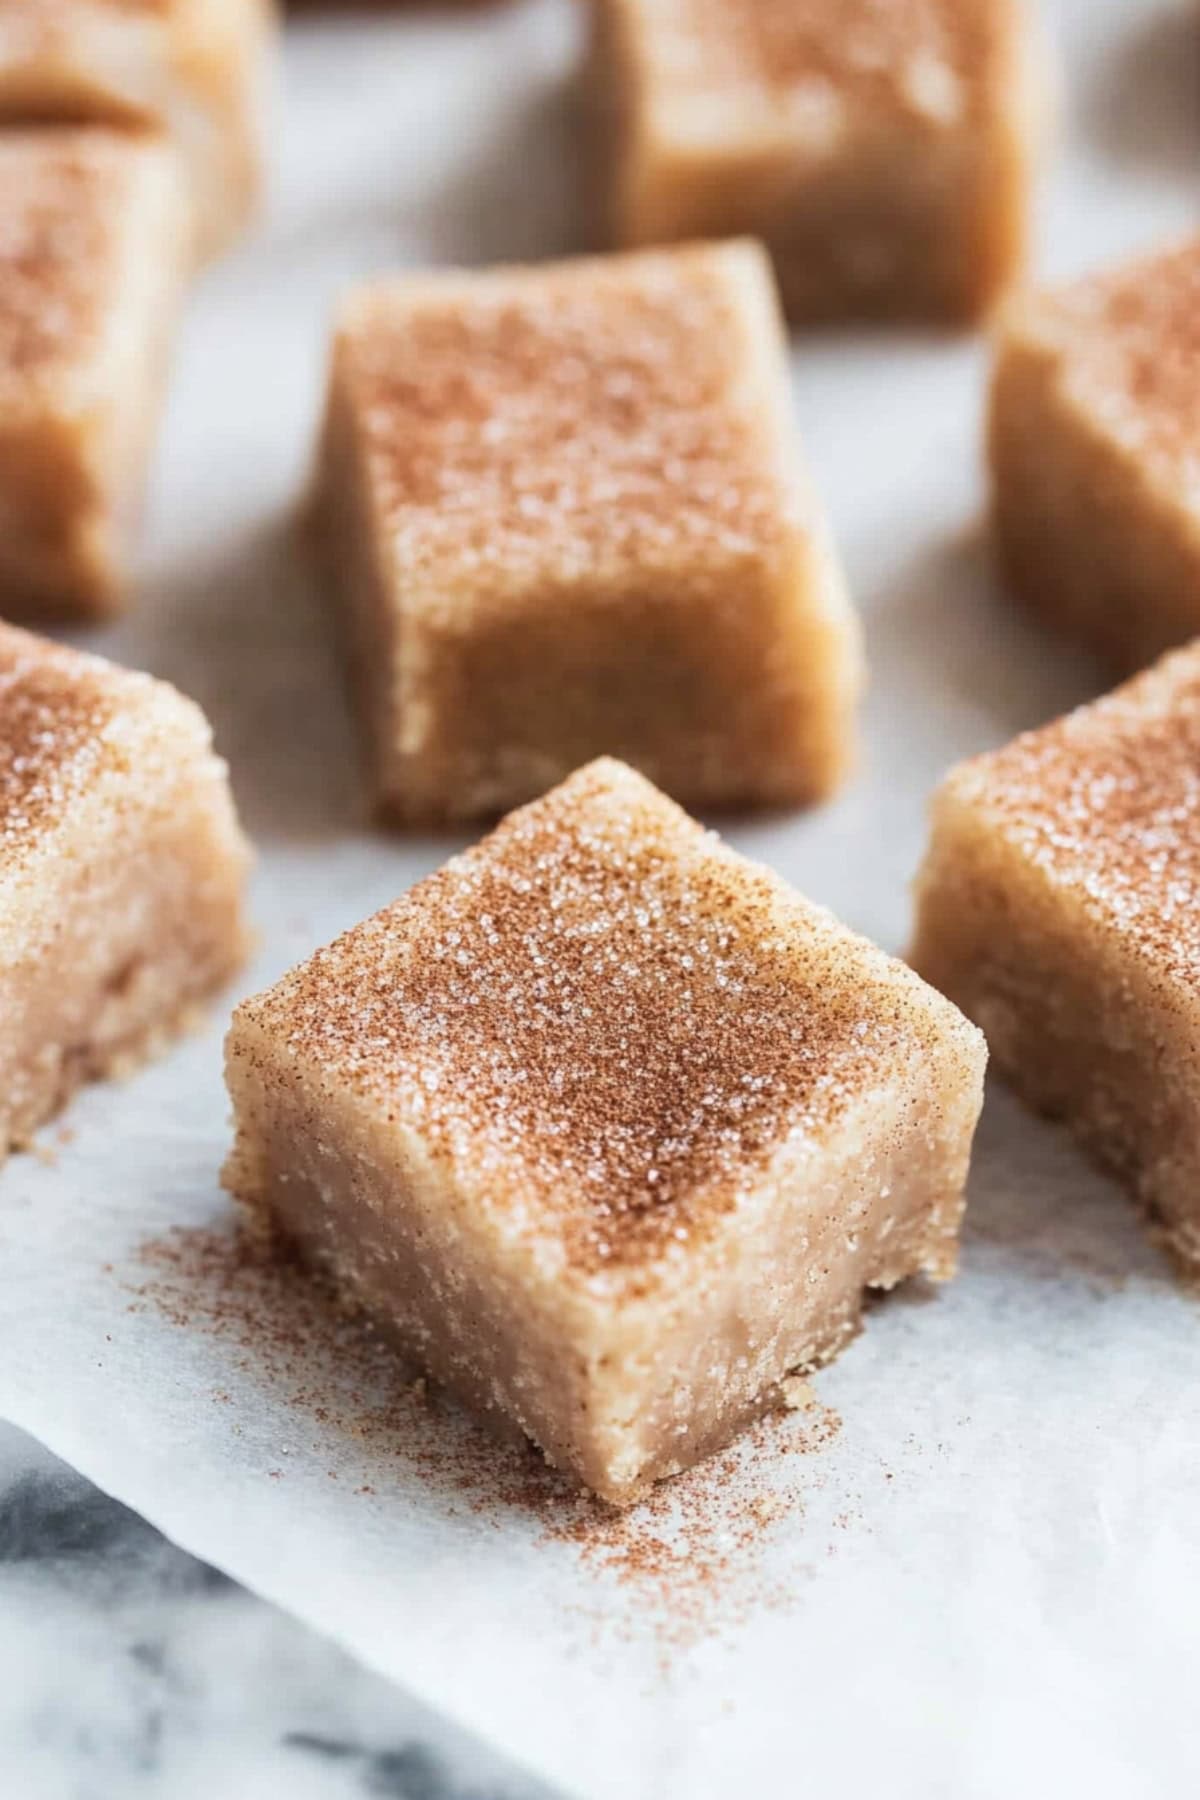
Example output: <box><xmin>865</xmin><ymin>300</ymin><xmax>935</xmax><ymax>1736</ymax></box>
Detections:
<box><xmin>0</xmin><ymin>623</ymin><xmax>249</xmax><ymax>1159</ymax></box>
<box><xmin>317</xmin><ymin>240</ymin><xmax>860</xmax><ymax>823</ymax></box>
<box><xmin>989</xmin><ymin>236</ymin><xmax>1200</xmax><ymax>673</ymax></box>
<box><xmin>0</xmin><ymin>0</ymin><xmax>276</xmax><ymax>260</ymax></box>
<box><xmin>225</xmin><ymin>758</ymin><xmax>985</xmax><ymax>1504</ymax></box>
<box><xmin>0</xmin><ymin>130</ymin><xmax>189</xmax><ymax>618</ymax></box>
<box><xmin>913</xmin><ymin>643</ymin><xmax>1200</xmax><ymax>1276</ymax></box>
<box><xmin>585</xmin><ymin>0</ymin><xmax>1043</xmax><ymax>322</ymax></box>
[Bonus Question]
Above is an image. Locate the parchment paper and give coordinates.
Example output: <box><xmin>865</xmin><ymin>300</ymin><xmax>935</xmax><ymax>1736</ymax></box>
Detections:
<box><xmin>1</xmin><ymin>3</ymin><xmax>1198</xmax><ymax>1795</ymax></box>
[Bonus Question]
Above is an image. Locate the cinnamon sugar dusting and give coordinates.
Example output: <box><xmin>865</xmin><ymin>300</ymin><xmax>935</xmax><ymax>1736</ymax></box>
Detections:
<box><xmin>1026</xmin><ymin>237</ymin><xmax>1200</xmax><ymax>494</ymax></box>
<box><xmin>0</xmin><ymin>621</ymin><xmax>166</xmax><ymax>864</ymax></box>
<box><xmin>632</xmin><ymin>0</ymin><xmax>1001</xmax><ymax>118</ymax></box>
<box><xmin>233</xmin><ymin>759</ymin><xmax>966</xmax><ymax>1274</ymax></box>
<box><xmin>0</xmin><ymin>130</ymin><xmax>153</xmax><ymax>388</ymax></box>
<box><xmin>946</xmin><ymin>642</ymin><xmax>1200</xmax><ymax>987</ymax></box>
<box><xmin>129</xmin><ymin>1222</ymin><xmax>848</xmax><ymax>1650</ymax></box>
<box><xmin>337</xmin><ymin>242</ymin><xmax>796</xmax><ymax>601</ymax></box>
<box><xmin>0</xmin><ymin>0</ymin><xmax>169</xmax><ymax>19</ymax></box>
<box><xmin>0</xmin><ymin>0</ymin><xmax>170</xmax><ymax>56</ymax></box>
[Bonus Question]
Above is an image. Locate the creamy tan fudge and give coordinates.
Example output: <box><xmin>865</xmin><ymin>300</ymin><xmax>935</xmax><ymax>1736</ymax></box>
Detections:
<box><xmin>0</xmin><ymin>0</ymin><xmax>276</xmax><ymax>261</ymax></box>
<box><xmin>912</xmin><ymin>643</ymin><xmax>1200</xmax><ymax>1276</ymax></box>
<box><xmin>989</xmin><ymin>237</ymin><xmax>1200</xmax><ymax>674</ymax></box>
<box><xmin>225</xmin><ymin>757</ymin><xmax>986</xmax><ymax>1504</ymax></box>
<box><xmin>317</xmin><ymin>240</ymin><xmax>861</xmax><ymax>823</ymax></box>
<box><xmin>0</xmin><ymin>622</ymin><xmax>249</xmax><ymax>1158</ymax></box>
<box><xmin>586</xmin><ymin>0</ymin><xmax>1043</xmax><ymax>323</ymax></box>
<box><xmin>0</xmin><ymin>129</ymin><xmax>189</xmax><ymax>619</ymax></box>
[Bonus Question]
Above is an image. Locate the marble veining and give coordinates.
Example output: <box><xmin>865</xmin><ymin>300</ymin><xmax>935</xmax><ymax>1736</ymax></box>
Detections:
<box><xmin>0</xmin><ymin>1425</ymin><xmax>555</xmax><ymax>1800</ymax></box>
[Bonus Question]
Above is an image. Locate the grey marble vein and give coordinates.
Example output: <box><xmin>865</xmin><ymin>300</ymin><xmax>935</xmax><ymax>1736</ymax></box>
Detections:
<box><xmin>0</xmin><ymin>1426</ymin><xmax>558</xmax><ymax>1800</ymax></box>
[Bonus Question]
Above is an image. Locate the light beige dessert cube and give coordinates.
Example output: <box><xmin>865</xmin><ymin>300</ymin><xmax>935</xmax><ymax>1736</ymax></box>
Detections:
<box><xmin>0</xmin><ymin>129</ymin><xmax>190</xmax><ymax>619</ymax></box>
<box><xmin>0</xmin><ymin>0</ymin><xmax>276</xmax><ymax>261</ymax></box>
<box><xmin>225</xmin><ymin>757</ymin><xmax>986</xmax><ymax>1504</ymax></box>
<box><xmin>317</xmin><ymin>240</ymin><xmax>861</xmax><ymax>823</ymax></box>
<box><xmin>586</xmin><ymin>0</ymin><xmax>1044</xmax><ymax>323</ymax></box>
<box><xmin>989</xmin><ymin>236</ymin><xmax>1200</xmax><ymax>674</ymax></box>
<box><xmin>0</xmin><ymin>622</ymin><xmax>250</xmax><ymax>1158</ymax></box>
<box><xmin>912</xmin><ymin>642</ymin><xmax>1200</xmax><ymax>1276</ymax></box>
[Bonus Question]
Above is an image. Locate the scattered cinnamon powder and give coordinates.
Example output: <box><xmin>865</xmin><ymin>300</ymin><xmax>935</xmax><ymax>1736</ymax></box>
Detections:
<box><xmin>538</xmin><ymin>1401</ymin><xmax>846</xmax><ymax>1651</ymax></box>
<box><xmin>126</xmin><ymin>1222</ymin><xmax>848</xmax><ymax>1652</ymax></box>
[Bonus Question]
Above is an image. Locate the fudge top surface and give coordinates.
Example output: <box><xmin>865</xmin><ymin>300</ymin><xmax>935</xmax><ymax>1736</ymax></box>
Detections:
<box><xmin>608</xmin><ymin>0</ymin><xmax>1009</xmax><ymax>125</ymax></box>
<box><xmin>333</xmin><ymin>241</ymin><xmax>807</xmax><ymax>610</ymax></box>
<box><xmin>0</xmin><ymin>129</ymin><xmax>168</xmax><ymax>397</ymax></box>
<box><xmin>943</xmin><ymin>644</ymin><xmax>1200</xmax><ymax>989</ymax></box>
<box><xmin>238</xmin><ymin>759</ymin><xmax>980</xmax><ymax>1283</ymax></box>
<box><xmin>0</xmin><ymin>623</ymin><xmax>194</xmax><ymax>870</ymax></box>
<box><xmin>1010</xmin><ymin>237</ymin><xmax>1200</xmax><ymax>502</ymax></box>
<box><xmin>0</xmin><ymin>0</ymin><xmax>173</xmax><ymax>35</ymax></box>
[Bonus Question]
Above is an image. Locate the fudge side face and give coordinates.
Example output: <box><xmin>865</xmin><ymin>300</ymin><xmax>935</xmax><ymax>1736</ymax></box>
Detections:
<box><xmin>0</xmin><ymin>129</ymin><xmax>189</xmax><ymax>617</ymax></box>
<box><xmin>989</xmin><ymin>236</ymin><xmax>1200</xmax><ymax>674</ymax></box>
<box><xmin>0</xmin><ymin>0</ymin><xmax>276</xmax><ymax>260</ymax></box>
<box><xmin>913</xmin><ymin>643</ymin><xmax>1200</xmax><ymax>1273</ymax></box>
<box><xmin>317</xmin><ymin>240</ymin><xmax>861</xmax><ymax>823</ymax></box>
<box><xmin>0</xmin><ymin>622</ymin><xmax>250</xmax><ymax>1156</ymax></box>
<box><xmin>586</xmin><ymin>0</ymin><xmax>1043</xmax><ymax>322</ymax></box>
<box><xmin>226</xmin><ymin>757</ymin><xmax>985</xmax><ymax>1503</ymax></box>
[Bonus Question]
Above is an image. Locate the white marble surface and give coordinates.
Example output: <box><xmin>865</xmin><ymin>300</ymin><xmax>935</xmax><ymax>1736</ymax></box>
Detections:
<box><xmin>0</xmin><ymin>1423</ymin><xmax>554</xmax><ymax>1800</ymax></box>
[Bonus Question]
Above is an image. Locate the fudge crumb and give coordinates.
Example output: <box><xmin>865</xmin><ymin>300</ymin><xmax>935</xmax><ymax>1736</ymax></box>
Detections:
<box><xmin>779</xmin><ymin>1375</ymin><xmax>816</xmax><ymax>1411</ymax></box>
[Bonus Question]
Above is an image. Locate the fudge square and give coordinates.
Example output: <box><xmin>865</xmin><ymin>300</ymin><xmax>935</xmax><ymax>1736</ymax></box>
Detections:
<box><xmin>585</xmin><ymin>0</ymin><xmax>1042</xmax><ymax>323</ymax></box>
<box><xmin>0</xmin><ymin>0</ymin><xmax>276</xmax><ymax>261</ymax></box>
<box><xmin>0</xmin><ymin>623</ymin><xmax>249</xmax><ymax>1159</ymax></box>
<box><xmin>225</xmin><ymin>758</ymin><xmax>985</xmax><ymax>1504</ymax></box>
<box><xmin>0</xmin><ymin>129</ymin><xmax>189</xmax><ymax>618</ymax></box>
<box><xmin>989</xmin><ymin>236</ymin><xmax>1200</xmax><ymax>675</ymax></box>
<box><xmin>912</xmin><ymin>642</ymin><xmax>1200</xmax><ymax>1276</ymax></box>
<box><xmin>317</xmin><ymin>240</ymin><xmax>861</xmax><ymax>823</ymax></box>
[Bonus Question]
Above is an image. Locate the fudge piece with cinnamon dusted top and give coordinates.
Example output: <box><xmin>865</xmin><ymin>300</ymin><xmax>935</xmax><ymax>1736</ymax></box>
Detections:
<box><xmin>317</xmin><ymin>240</ymin><xmax>860</xmax><ymax>823</ymax></box>
<box><xmin>225</xmin><ymin>758</ymin><xmax>985</xmax><ymax>1504</ymax></box>
<box><xmin>913</xmin><ymin>643</ymin><xmax>1200</xmax><ymax>1276</ymax></box>
<box><xmin>989</xmin><ymin>237</ymin><xmax>1200</xmax><ymax>673</ymax></box>
<box><xmin>0</xmin><ymin>0</ymin><xmax>276</xmax><ymax>260</ymax></box>
<box><xmin>586</xmin><ymin>0</ymin><xmax>1043</xmax><ymax>322</ymax></box>
<box><xmin>0</xmin><ymin>623</ymin><xmax>249</xmax><ymax>1159</ymax></box>
<box><xmin>0</xmin><ymin>130</ymin><xmax>189</xmax><ymax>618</ymax></box>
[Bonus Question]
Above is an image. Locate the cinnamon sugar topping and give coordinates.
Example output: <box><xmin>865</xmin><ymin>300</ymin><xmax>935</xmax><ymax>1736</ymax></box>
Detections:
<box><xmin>0</xmin><ymin>0</ymin><xmax>169</xmax><ymax>18</ymax></box>
<box><xmin>0</xmin><ymin>622</ymin><xmax>165</xmax><ymax>864</ymax></box>
<box><xmin>631</xmin><ymin>0</ymin><xmax>1001</xmax><ymax>117</ymax></box>
<box><xmin>237</xmin><ymin>758</ymin><xmax>965</xmax><ymax>1274</ymax></box>
<box><xmin>0</xmin><ymin>130</ymin><xmax>151</xmax><ymax>390</ymax></box>
<box><xmin>337</xmin><ymin>243</ymin><xmax>795</xmax><ymax>602</ymax></box>
<box><xmin>0</xmin><ymin>0</ymin><xmax>170</xmax><ymax>58</ymax></box>
<box><xmin>1026</xmin><ymin>237</ymin><xmax>1200</xmax><ymax>496</ymax></box>
<box><xmin>946</xmin><ymin>642</ymin><xmax>1200</xmax><ymax>986</ymax></box>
